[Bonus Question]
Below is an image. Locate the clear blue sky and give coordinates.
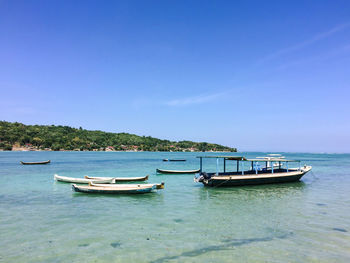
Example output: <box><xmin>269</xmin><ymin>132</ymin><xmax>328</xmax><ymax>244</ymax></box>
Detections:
<box><xmin>1</xmin><ymin>0</ymin><xmax>349</xmax><ymax>152</ymax></box>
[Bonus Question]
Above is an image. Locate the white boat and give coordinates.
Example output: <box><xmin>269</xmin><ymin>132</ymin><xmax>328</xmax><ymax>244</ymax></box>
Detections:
<box><xmin>90</xmin><ymin>181</ymin><xmax>165</xmax><ymax>189</ymax></box>
<box><xmin>84</xmin><ymin>175</ymin><xmax>149</xmax><ymax>182</ymax></box>
<box><xmin>54</xmin><ymin>174</ymin><xmax>114</xmax><ymax>184</ymax></box>
<box><xmin>72</xmin><ymin>182</ymin><xmax>164</xmax><ymax>194</ymax></box>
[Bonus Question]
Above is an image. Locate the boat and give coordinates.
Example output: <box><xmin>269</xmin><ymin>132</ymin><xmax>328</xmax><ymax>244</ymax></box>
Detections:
<box><xmin>72</xmin><ymin>182</ymin><xmax>164</xmax><ymax>194</ymax></box>
<box><xmin>156</xmin><ymin>168</ymin><xmax>200</xmax><ymax>174</ymax></box>
<box><xmin>20</xmin><ymin>160</ymin><xmax>51</xmax><ymax>165</ymax></box>
<box><xmin>90</xmin><ymin>182</ymin><xmax>165</xmax><ymax>189</ymax></box>
<box><xmin>163</xmin><ymin>159</ymin><xmax>186</xmax><ymax>162</ymax></box>
<box><xmin>84</xmin><ymin>175</ymin><xmax>149</xmax><ymax>182</ymax></box>
<box><xmin>194</xmin><ymin>156</ymin><xmax>312</xmax><ymax>187</ymax></box>
<box><xmin>54</xmin><ymin>174</ymin><xmax>114</xmax><ymax>184</ymax></box>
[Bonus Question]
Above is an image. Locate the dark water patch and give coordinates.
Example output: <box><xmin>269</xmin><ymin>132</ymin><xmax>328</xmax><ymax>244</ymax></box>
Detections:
<box><xmin>332</xmin><ymin>228</ymin><xmax>347</xmax><ymax>232</ymax></box>
<box><xmin>173</xmin><ymin>219</ymin><xmax>183</xmax><ymax>223</ymax></box>
<box><xmin>110</xmin><ymin>242</ymin><xmax>121</xmax><ymax>248</ymax></box>
<box><xmin>150</xmin><ymin>231</ymin><xmax>293</xmax><ymax>263</ymax></box>
<box><xmin>316</xmin><ymin>203</ymin><xmax>327</xmax><ymax>206</ymax></box>
<box><xmin>78</xmin><ymin>244</ymin><xmax>89</xmax><ymax>247</ymax></box>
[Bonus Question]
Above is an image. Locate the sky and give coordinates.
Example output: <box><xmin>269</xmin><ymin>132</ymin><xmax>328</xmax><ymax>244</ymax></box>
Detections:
<box><xmin>0</xmin><ymin>0</ymin><xmax>350</xmax><ymax>152</ymax></box>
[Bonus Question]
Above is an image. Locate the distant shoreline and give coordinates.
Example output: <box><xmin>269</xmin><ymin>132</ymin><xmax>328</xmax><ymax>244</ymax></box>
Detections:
<box><xmin>0</xmin><ymin>121</ymin><xmax>237</xmax><ymax>152</ymax></box>
<box><xmin>2</xmin><ymin>149</ymin><xmax>233</xmax><ymax>153</ymax></box>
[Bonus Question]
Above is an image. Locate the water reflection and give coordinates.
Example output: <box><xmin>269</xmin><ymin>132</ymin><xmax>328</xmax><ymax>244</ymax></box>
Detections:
<box><xmin>197</xmin><ymin>181</ymin><xmax>307</xmax><ymax>202</ymax></box>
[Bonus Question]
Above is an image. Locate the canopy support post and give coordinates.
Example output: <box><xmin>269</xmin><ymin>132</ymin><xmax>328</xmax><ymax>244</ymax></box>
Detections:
<box><xmin>237</xmin><ymin>160</ymin><xmax>239</xmax><ymax>172</ymax></box>
<box><xmin>271</xmin><ymin>161</ymin><xmax>274</xmax><ymax>174</ymax></box>
<box><xmin>200</xmin><ymin>157</ymin><xmax>203</xmax><ymax>173</ymax></box>
<box><xmin>286</xmin><ymin>162</ymin><xmax>289</xmax><ymax>173</ymax></box>
<box><xmin>224</xmin><ymin>158</ymin><xmax>226</xmax><ymax>173</ymax></box>
<box><xmin>216</xmin><ymin>158</ymin><xmax>219</xmax><ymax>175</ymax></box>
<box><xmin>241</xmin><ymin>157</ymin><xmax>244</xmax><ymax>175</ymax></box>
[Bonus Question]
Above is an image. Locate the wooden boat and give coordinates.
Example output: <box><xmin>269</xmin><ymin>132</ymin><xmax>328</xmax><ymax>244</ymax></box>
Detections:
<box><xmin>156</xmin><ymin>168</ymin><xmax>200</xmax><ymax>174</ymax></box>
<box><xmin>84</xmin><ymin>175</ymin><xmax>149</xmax><ymax>182</ymax></box>
<box><xmin>195</xmin><ymin>155</ymin><xmax>312</xmax><ymax>187</ymax></box>
<box><xmin>72</xmin><ymin>182</ymin><xmax>162</xmax><ymax>194</ymax></box>
<box><xmin>20</xmin><ymin>160</ymin><xmax>51</xmax><ymax>165</ymax></box>
<box><xmin>90</xmin><ymin>181</ymin><xmax>165</xmax><ymax>189</ymax></box>
<box><xmin>163</xmin><ymin>159</ymin><xmax>186</xmax><ymax>162</ymax></box>
<box><xmin>54</xmin><ymin>174</ymin><xmax>114</xmax><ymax>184</ymax></box>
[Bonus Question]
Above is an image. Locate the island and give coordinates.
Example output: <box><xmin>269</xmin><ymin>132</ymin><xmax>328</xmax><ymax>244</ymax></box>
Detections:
<box><xmin>0</xmin><ymin>121</ymin><xmax>237</xmax><ymax>152</ymax></box>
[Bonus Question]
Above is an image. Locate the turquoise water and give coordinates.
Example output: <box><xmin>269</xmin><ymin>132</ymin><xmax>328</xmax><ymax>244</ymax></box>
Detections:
<box><xmin>0</xmin><ymin>152</ymin><xmax>349</xmax><ymax>262</ymax></box>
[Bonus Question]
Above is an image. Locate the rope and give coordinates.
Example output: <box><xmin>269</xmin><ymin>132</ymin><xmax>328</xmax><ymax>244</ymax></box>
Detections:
<box><xmin>211</xmin><ymin>176</ymin><xmax>234</xmax><ymax>188</ymax></box>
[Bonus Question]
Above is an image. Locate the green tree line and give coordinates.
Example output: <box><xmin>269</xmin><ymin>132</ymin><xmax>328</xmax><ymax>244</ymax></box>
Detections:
<box><xmin>0</xmin><ymin>121</ymin><xmax>237</xmax><ymax>152</ymax></box>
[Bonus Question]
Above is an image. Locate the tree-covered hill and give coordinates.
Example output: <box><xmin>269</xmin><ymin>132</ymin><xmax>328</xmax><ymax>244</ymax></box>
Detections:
<box><xmin>0</xmin><ymin>121</ymin><xmax>237</xmax><ymax>152</ymax></box>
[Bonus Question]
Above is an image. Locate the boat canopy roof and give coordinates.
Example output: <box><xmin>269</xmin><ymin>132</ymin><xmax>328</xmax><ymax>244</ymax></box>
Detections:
<box><xmin>197</xmin><ymin>156</ymin><xmax>299</xmax><ymax>162</ymax></box>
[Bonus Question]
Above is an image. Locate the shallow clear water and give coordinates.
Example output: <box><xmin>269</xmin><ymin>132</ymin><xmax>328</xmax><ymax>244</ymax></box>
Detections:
<box><xmin>0</xmin><ymin>152</ymin><xmax>349</xmax><ymax>262</ymax></box>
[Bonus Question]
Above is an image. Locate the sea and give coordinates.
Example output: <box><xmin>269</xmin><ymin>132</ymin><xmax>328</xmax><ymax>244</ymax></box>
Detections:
<box><xmin>0</xmin><ymin>151</ymin><xmax>349</xmax><ymax>262</ymax></box>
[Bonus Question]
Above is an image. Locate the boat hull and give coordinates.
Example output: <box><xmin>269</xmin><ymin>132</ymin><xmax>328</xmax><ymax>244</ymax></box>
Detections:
<box><xmin>54</xmin><ymin>174</ymin><xmax>113</xmax><ymax>184</ymax></box>
<box><xmin>72</xmin><ymin>184</ymin><xmax>156</xmax><ymax>194</ymax></box>
<box><xmin>21</xmin><ymin>160</ymin><xmax>50</xmax><ymax>165</ymax></box>
<box><xmin>85</xmin><ymin>175</ymin><xmax>149</xmax><ymax>182</ymax></box>
<box><xmin>201</xmin><ymin>167</ymin><xmax>312</xmax><ymax>187</ymax></box>
<box><xmin>156</xmin><ymin>168</ymin><xmax>200</xmax><ymax>174</ymax></box>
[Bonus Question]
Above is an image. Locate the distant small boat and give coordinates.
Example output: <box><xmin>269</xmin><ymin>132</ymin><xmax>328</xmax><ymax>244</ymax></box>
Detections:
<box><xmin>72</xmin><ymin>182</ymin><xmax>164</xmax><ymax>194</ymax></box>
<box><xmin>85</xmin><ymin>175</ymin><xmax>149</xmax><ymax>182</ymax></box>
<box><xmin>54</xmin><ymin>174</ymin><xmax>114</xmax><ymax>184</ymax></box>
<box><xmin>20</xmin><ymin>160</ymin><xmax>51</xmax><ymax>165</ymax></box>
<box><xmin>163</xmin><ymin>159</ymin><xmax>186</xmax><ymax>162</ymax></box>
<box><xmin>156</xmin><ymin>168</ymin><xmax>200</xmax><ymax>174</ymax></box>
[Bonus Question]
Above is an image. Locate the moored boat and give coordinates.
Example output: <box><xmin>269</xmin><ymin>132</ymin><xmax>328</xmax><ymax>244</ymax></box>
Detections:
<box><xmin>195</xmin><ymin>156</ymin><xmax>312</xmax><ymax>187</ymax></box>
<box><xmin>84</xmin><ymin>175</ymin><xmax>149</xmax><ymax>182</ymax></box>
<box><xmin>72</xmin><ymin>182</ymin><xmax>163</xmax><ymax>194</ymax></box>
<box><xmin>54</xmin><ymin>174</ymin><xmax>114</xmax><ymax>184</ymax></box>
<box><xmin>20</xmin><ymin>160</ymin><xmax>51</xmax><ymax>165</ymax></box>
<box><xmin>163</xmin><ymin>159</ymin><xmax>186</xmax><ymax>162</ymax></box>
<box><xmin>156</xmin><ymin>168</ymin><xmax>200</xmax><ymax>174</ymax></box>
<box><xmin>90</xmin><ymin>181</ymin><xmax>165</xmax><ymax>189</ymax></box>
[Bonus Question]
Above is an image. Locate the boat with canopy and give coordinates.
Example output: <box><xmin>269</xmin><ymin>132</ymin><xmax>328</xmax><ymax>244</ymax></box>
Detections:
<box><xmin>194</xmin><ymin>156</ymin><xmax>312</xmax><ymax>187</ymax></box>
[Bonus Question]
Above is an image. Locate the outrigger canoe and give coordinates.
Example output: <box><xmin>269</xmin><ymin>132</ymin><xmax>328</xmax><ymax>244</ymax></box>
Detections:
<box><xmin>84</xmin><ymin>175</ymin><xmax>149</xmax><ymax>182</ymax></box>
<box><xmin>54</xmin><ymin>174</ymin><xmax>114</xmax><ymax>184</ymax></box>
<box><xmin>156</xmin><ymin>168</ymin><xmax>200</xmax><ymax>174</ymax></box>
<box><xmin>21</xmin><ymin>160</ymin><xmax>51</xmax><ymax>165</ymax></box>
<box><xmin>72</xmin><ymin>182</ymin><xmax>164</xmax><ymax>194</ymax></box>
<box><xmin>90</xmin><ymin>181</ymin><xmax>165</xmax><ymax>189</ymax></box>
<box><xmin>163</xmin><ymin>159</ymin><xmax>186</xmax><ymax>162</ymax></box>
